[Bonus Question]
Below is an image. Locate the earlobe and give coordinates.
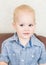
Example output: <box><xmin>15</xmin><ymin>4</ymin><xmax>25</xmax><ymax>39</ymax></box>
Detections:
<box><xmin>12</xmin><ymin>22</ymin><xmax>16</xmax><ymax>26</ymax></box>
<box><xmin>12</xmin><ymin>22</ymin><xmax>17</xmax><ymax>32</ymax></box>
<box><xmin>12</xmin><ymin>22</ymin><xmax>16</xmax><ymax>28</ymax></box>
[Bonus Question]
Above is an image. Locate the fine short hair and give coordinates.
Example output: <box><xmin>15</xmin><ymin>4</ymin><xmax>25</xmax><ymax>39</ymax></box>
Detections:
<box><xmin>13</xmin><ymin>4</ymin><xmax>35</xmax><ymax>23</ymax></box>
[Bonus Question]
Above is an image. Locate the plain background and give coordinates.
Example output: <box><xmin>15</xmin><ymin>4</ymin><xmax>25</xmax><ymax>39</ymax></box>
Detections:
<box><xmin>0</xmin><ymin>0</ymin><xmax>46</xmax><ymax>37</ymax></box>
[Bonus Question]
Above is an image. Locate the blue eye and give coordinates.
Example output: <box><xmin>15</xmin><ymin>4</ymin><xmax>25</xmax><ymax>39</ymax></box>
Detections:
<box><xmin>20</xmin><ymin>24</ymin><xmax>24</xmax><ymax>26</ymax></box>
<box><xmin>28</xmin><ymin>24</ymin><xmax>33</xmax><ymax>27</ymax></box>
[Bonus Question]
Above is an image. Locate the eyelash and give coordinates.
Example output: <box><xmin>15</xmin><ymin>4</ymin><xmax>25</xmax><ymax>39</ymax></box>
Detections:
<box><xmin>28</xmin><ymin>24</ymin><xmax>33</xmax><ymax>26</ymax></box>
<box><xmin>20</xmin><ymin>24</ymin><xmax>24</xmax><ymax>26</ymax></box>
<box><xmin>20</xmin><ymin>24</ymin><xmax>33</xmax><ymax>27</ymax></box>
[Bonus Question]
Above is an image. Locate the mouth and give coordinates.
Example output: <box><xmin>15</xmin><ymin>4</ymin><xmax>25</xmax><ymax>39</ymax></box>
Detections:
<box><xmin>23</xmin><ymin>33</ymin><xmax>30</xmax><ymax>35</ymax></box>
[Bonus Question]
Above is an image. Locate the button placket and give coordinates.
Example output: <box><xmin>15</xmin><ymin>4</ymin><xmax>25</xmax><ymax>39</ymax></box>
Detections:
<box><xmin>20</xmin><ymin>48</ymin><xmax>26</xmax><ymax>65</ymax></box>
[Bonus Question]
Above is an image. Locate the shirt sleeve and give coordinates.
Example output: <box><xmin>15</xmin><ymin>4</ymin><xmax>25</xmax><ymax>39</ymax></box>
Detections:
<box><xmin>0</xmin><ymin>41</ymin><xmax>9</xmax><ymax>63</ymax></box>
<box><xmin>38</xmin><ymin>44</ymin><xmax>46</xmax><ymax>64</ymax></box>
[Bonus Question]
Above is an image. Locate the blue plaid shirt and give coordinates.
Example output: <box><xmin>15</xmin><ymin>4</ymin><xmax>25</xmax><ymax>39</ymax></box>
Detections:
<box><xmin>0</xmin><ymin>33</ymin><xmax>46</xmax><ymax>65</ymax></box>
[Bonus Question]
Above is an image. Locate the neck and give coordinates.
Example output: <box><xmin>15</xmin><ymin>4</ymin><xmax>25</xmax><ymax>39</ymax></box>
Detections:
<box><xmin>19</xmin><ymin>38</ymin><xmax>30</xmax><ymax>46</ymax></box>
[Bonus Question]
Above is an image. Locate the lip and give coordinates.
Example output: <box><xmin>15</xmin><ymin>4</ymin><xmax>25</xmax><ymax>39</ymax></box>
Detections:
<box><xmin>23</xmin><ymin>33</ymin><xmax>29</xmax><ymax>35</ymax></box>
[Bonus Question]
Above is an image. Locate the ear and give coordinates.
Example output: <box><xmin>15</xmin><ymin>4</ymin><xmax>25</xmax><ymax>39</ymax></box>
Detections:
<box><xmin>12</xmin><ymin>22</ymin><xmax>16</xmax><ymax>29</ymax></box>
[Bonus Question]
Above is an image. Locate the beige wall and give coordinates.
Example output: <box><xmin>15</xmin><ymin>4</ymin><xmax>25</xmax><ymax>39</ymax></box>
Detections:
<box><xmin>0</xmin><ymin>0</ymin><xmax>46</xmax><ymax>36</ymax></box>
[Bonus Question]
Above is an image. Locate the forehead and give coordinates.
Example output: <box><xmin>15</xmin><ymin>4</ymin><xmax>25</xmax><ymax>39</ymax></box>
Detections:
<box><xmin>18</xmin><ymin>11</ymin><xmax>34</xmax><ymax>17</ymax></box>
<box><xmin>14</xmin><ymin>6</ymin><xmax>35</xmax><ymax>17</ymax></box>
<box><xmin>16</xmin><ymin>11</ymin><xmax>35</xmax><ymax>24</ymax></box>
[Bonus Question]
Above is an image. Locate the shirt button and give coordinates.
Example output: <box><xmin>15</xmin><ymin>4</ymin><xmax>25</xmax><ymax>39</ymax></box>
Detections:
<box><xmin>32</xmin><ymin>55</ymin><xmax>34</xmax><ymax>58</ymax></box>
<box><xmin>21</xmin><ymin>59</ymin><xmax>24</xmax><ymax>62</ymax></box>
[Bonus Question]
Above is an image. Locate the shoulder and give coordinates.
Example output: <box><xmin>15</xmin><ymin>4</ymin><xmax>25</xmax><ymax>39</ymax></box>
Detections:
<box><xmin>2</xmin><ymin>34</ymin><xmax>15</xmax><ymax>48</ymax></box>
<box><xmin>31</xmin><ymin>35</ymin><xmax>45</xmax><ymax>49</ymax></box>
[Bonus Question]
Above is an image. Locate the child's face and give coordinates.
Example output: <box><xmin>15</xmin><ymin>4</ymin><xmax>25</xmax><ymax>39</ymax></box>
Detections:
<box><xmin>13</xmin><ymin>11</ymin><xmax>35</xmax><ymax>39</ymax></box>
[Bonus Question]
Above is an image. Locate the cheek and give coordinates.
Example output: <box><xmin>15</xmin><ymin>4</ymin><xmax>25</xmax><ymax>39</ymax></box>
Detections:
<box><xmin>30</xmin><ymin>26</ymin><xmax>35</xmax><ymax>32</ymax></box>
<box><xmin>16</xmin><ymin>27</ymin><xmax>23</xmax><ymax>33</ymax></box>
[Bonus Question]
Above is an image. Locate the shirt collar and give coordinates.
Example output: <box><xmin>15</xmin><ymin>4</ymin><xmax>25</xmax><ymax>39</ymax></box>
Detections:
<box><xmin>11</xmin><ymin>32</ymin><xmax>19</xmax><ymax>43</ymax></box>
<box><xmin>11</xmin><ymin>33</ymin><xmax>42</xmax><ymax>47</ymax></box>
<box><xmin>11</xmin><ymin>32</ymin><xmax>31</xmax><ymax>48</ymax></box>
<box><xmin>31</xmin><ymin>35</ymin><xmax>42</xmax><ymax>47</ymax></box>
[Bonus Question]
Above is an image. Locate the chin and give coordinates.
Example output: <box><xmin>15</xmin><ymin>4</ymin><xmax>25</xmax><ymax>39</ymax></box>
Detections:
<box><xmin>22</xmin><ymin>36</ymin><xmax>30</xmax><ymax>39</ymax></box>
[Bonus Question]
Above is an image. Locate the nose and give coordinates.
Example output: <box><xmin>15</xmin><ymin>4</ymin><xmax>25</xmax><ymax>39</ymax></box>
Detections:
<box><xmin>24</xmin><ymin>26</ymin><xmax>29</xmax><ymax>31</ymax></box>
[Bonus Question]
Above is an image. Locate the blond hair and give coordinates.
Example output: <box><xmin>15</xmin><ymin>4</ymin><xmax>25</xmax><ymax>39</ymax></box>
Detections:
<box><xmin>13</xmin><ymin>4</ymin><xmax>35</xmax><ymax>22</ymax></box>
